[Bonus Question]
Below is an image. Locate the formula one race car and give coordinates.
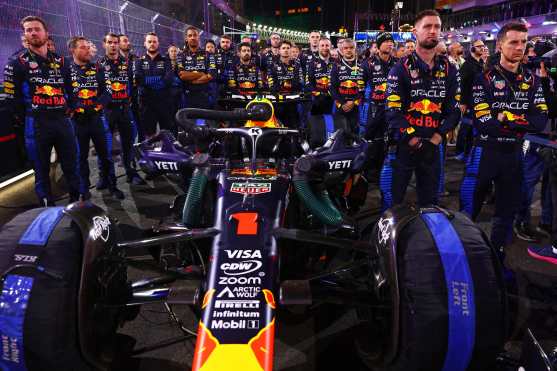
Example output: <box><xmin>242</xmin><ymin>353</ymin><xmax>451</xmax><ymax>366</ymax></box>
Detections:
<box><xmin>0</xmin><ymin>97</ymin><xmax>510</xmax><ymax>371</ymax></box>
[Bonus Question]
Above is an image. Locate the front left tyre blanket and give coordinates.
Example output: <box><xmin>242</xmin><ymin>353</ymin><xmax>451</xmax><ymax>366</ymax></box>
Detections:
<box><xmin>357</xmin><ymin>206</ymin><xmax>507</xmax><ymax>371</ymax></box>
<box><xmin>0</xmin><ymin>204</ymin><xmax>128</xmax><ymax>371</ymax></box>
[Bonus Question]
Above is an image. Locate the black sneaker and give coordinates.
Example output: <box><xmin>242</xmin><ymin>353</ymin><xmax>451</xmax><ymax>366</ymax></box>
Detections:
<box><xmin>127</xmin><ymin>173</ymin><xmax>146</xmax><ymax>186</ymax></box>
<box><xmin>110</xmin><ymin>187</ymin><xmax>125</xmax><ymax>200</ymax></box>
<box><xmin>96</xmin><ymin>177</ymin><xmax>109</xmax><ymax>190</ymax></box>
<box><xmin>536</xmin><ymin>223</ymin><xmax>551</xmax><ymax>237</ymax></box>
<box><xmin>513</xmin><ymin>221</ymin><xmax>539</xmax><ymax>242</ymax></box>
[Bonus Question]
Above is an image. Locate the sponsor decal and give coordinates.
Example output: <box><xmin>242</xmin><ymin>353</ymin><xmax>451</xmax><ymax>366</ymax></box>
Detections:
<box><xmin>221</xmin><ymin>260</ymin><xmax>262</xmax><ymax>276</ymax></box>
<box><xmin>154</xmin><ymin>161</ymin><xmax>178</xmax><ymax>171</ymax></box>
<box><xmin>434</xmin><ymin>70</ymin><xmax>446</xmax><ymax>78</ymax></box>
<box><xmin>520</xmin><ymin>83</ymin><xmax>530</xmax><ymax>90</ymax></box>
<box><xmin>29</xmin><ymin>62</ymin><xmax>38</xmax><ymax>69</ymax></box>
<box><xmin>404</xmin><ymin>114</ymin><xmax>440</xmax><ymax>128</ymax></box>
<box><xmin>211</xmin><ymin>319</ymin><xmax>259</xmax><ymax>329</ymax></box>
<box><xmin>494</xmin><ymin>80</ymin><xmax>505</xmax><ymax>90</ymax></box>
<box><xmin>230</xmin><ymin>183</ymin><xmax>271</xmax><ymax>195</ymax></box>
<box><xmin>410</xmin><ymin>70</ymin><xmax>419</xmax><ymax>79</ymax></box>
<box><xmin>474</xmin><ymin>103</ymin><xmax>489</xmax><ymax>111</ymax></box>
<box><xmin>327</xmin><ymin>160</ymin><xmax>352</xmax><ymax>170</ymax></box>
<box><xmin>225</xmin><ymin>250</ymin><xmax>262</xmax><ymax>259</ymax></box>
<box><xmin>475</xmin><ymin>109</ymin><xmax>490</xmax><ymax>118</ymax></box>
<box><xmin>91</xmin><ymin>215</ymin><xmax>110</xmax><ymax>242</ymax></box>
<box><xmin>77</xmin><ymin>89</ymin><xmax>97</xmax><ymax>99</ymax></box>
<box><xmin>410</xmin><ymin>89</ymin><xmax>446</xmax><ymax>98</ymax></box>
<box><xmin>214</xmin><ymin>300</ymin><xmax>259</xmax><ymax>309</ymax></box>
<box><xmin>455</xmin><ymin>94</ymin><xmax>461</xmax><ymax>101</ymax></box>
<box><xmin>378</xmin><ymin>217</ymin><xmax>393</xmax><ymax>245</ymax></box>
<box><xmin>492</xmin><ymin>101</ymin><xmax>528</xmax><ymax>110</ymax></box>
<box><xmin>217</xmin><ymin>286</ymin><xmax>261</xmax><ymax>299</ymax></box>
<box><xmin>387</xmin><ymin>101</ymin><xmax>401</xmax><ymax>108</ymax></box>
<box><xmin>218</xmin><ymin>276</ymin><xmax>262</xmax><ymax>285</ymax></box>
<box><xmin>374</xmin><ymin>82</ymin><xmax>387</xmax><ymax>92</ymax></box>
<box><xmin>501</xmin><ymin>111</ymin><xmax>527</xmax><ymax>124</ymax></box>
<box><xmin>408</xmin><ymin>99</ymin><xmax>442</xmax><ymax>114</ymax></box>
<box><xmin>387</xmin><ymin>94</ymin><xmax>400</xmax><ymax>101</ymax></box>
<box><xmin>537</xmin><ymin>103</ymin><xmax>548</xmax><ymax>111</ymax></box>
<box><xmin>374</xmin><ymin>64</ymin><xmax>381</xmax><ymax>71</ymax></box>
<box><xmin>212</xmin><ymin>310</ymin><xmax>259</xmax><ymax>318</ymax></box>
<box><xmin>35</xmin><ymin>85</ymin><xmax>63</xmax><ymax>97</ymax></box>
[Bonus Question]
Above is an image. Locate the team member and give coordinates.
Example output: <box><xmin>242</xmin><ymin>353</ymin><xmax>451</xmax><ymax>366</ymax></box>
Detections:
<box><xmin>260</xmin><ymin>32</ymin><xmax>281</xmax><ymax>75</ymax></box>
<box><xmin>404</xmin><ymin>39</ymin><xmax>416</xmax><ymax>56</ymax></box>
<box><xmin>99</xmin><ymin>32</ymin><xmax>145</xmax><ymax>185</ymax></box>
<box><xmin>330</xmin><ymin>38</ymin><xmax>368</xmax><ymax>134</ymax></box>
<box><xmin>178</xmin><ymin>27</ymin><xmax>216</xmax><ymax>109</ymax></box>
<box><xmin>306</xmin><ymin>37</ymin><xmax>334</xmax><ymax>114</ymax></box>
<box><xmin>68</xmin><ymin>36</ymin><xmax>124</xmax><ymax>199</ymax></box>
<box><xmin>362</xmin><ymin>32</ymin><xmax>397</xmax><ymax>181</ymax></box>
<box><xmin>118</xmin><ymin>34</ymin><xmax>143</xmax><ymax>140</ymax></box>
<box><xmin>4</xmin><ymin>16</ymin><xmax>85</xmax><ymax>205</ymax></box>
<box><xmin>136</xmin><ymin>32</ymin><xmax>175</xmax><ymax>135</ymax></box>
<box><xmin>226</xmin><ymin>42</ymin><xmax>263</xmax><ymax>96</ymax></box>
<box><xmin>300</xmin><ymin>30</ymin><xmax>321</xmax><ymax>77</ymax></box>
<box><xmin>385</xmin><ymin>9</ymin><xmax>461</xmax><ymax>207</ymax></box>
<box><xmin>455</xmin><ymin>39</ymin><xmax>486</xmax><ymax>161</ymax></box>
<box><xmin>215</xmin><ymin>35</ymin><xmax>234</xmax><ymax>81</ymax></box>
<box><xmin>205</xmin><ymin>40</ymin><xmax>216</xmax><ymax>54</ymax></box>
<box><xmin>168</xmin><ymin>44</ymin><xmax>185</xmax><ymax>120</ymax></box>
<box><xmin>460</xmin><ymin>22</ymin><xmax>547</xmax><ymax>259</ymax></box>
<box><xmin>268</xmin><ymin>40</ymin><xmax>304</xmax><ymax>128</ymax></box>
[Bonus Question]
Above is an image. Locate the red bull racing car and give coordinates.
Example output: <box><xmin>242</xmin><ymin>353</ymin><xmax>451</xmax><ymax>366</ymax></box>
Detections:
<box><xmin>0</xmin><ymin>96</ymin><xmax>524</xmax><ymax>371</ymax></box>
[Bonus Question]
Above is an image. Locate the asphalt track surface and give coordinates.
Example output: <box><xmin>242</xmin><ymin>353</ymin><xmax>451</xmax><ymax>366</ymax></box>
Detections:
<box><xmin>2</xmin><ymin>145</ymin><xmax>557</xmax><ymax>370</ymax></box>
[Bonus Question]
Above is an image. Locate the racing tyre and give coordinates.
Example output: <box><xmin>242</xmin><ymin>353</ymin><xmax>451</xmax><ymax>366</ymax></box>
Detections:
<box><xmin>356</xmin><ymin>206</ymin><xmax>507</xmax><ymax>371</ymax></box>
<box><xmin>0</xmin><ymin>204</ymin><xmax>128</xmax><ymax>371</ymax></box>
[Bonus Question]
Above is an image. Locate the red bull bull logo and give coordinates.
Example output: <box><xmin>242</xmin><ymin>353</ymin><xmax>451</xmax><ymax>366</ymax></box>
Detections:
<box><xmin>340</xmin><ymin>80</ymin><xmax>357</xmax><ymax>88</ymax></box>
<box><xmin>316</xmin><ymin>77</ymin><xmax>329</xmax><ymax>89</ymax></box>
<box><xmin>408</xmin><ymin>99</ymin><xmax>442</xmax><ymax>115</ymax></box>
<box><xmin>33</xmin><ymin>85</ymin><xmax>66</xmax><ymax>106</ymax></box>
<box><xmin>239</xmin><ymin>81</ymin><xmax>256</xmax><ymax>89</ymax></box>
<box><xmin>374</xmin><ymin>82</ymin><xmax>387</xmax><ymax>92</ymax></box>
<box><xmin>111</xmin><ymin>82</ymin><xmax>126</xmax><ymax>91</ymax></box>
<box><xmin>502</xmin><ymin>111</ymin><xmax>527</xmax><ymax>124</ymax></box>
<box><xmin>35</xmin><ymin>85</ymin><xmax>63</xmax><ymax>97</ymax></box>
<box><xmin>77</xmin><ymin>89</ymin><xmax>97</xmax><ymax>99</ymax></box>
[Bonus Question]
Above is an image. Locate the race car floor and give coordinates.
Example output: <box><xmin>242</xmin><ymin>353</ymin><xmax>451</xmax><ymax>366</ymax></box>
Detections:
<box><xmin>1</xmin><ymin>146</ymin><xmax>557</xmax><ymax>370</ymax></box>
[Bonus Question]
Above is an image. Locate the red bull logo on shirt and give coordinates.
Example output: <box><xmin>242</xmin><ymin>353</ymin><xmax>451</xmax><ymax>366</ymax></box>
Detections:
<box><xmin>33</xmin><ymin>85</ymin><xmax>66</xmax><ymax>106</ymax></box>
<box><xmin>408</xmin><ymin>99</ymin><xmax>442</xmax><ymax>115</ymax></box>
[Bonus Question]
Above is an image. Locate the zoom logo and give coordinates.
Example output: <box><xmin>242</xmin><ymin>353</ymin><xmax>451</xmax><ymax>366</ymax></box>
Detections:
<box><xmin>220</xmin><ymin>260</ymin><xmax>262</xmax><ymax>276</ymax></box>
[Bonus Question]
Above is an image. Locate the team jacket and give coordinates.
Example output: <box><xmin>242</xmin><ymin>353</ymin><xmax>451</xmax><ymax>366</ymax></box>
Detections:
<box><xmin>215</xmin><ymin>49</ymin><xmax>235</xmax><ymax>83</ymax></box>
<box><xmin>260</xmin><ymin>50</ymin><xmax>280</xmax><ymax>73</ymax></box>
<box><xmin>363</xmin><ymin>55</ymin><xmax>398</xmax><ymax>136</ymax></box>
<box><xmin>386</xmin><ymin>52</ymin><xmax>461</xmax><ymax>139</ymax></box>
<box><xmin>471</xmin><ymin>64</ymin><xmax>547</xmax><ymax>144</ymax></box>
<box><xmin>4</xmin><ymin>50</ymin><xmax>73</xmax><ymax>116</ymax></box>
<box><xmin>299</xmin><ymin>49</ymin><xmax>319</xmax><ymax>78</ymax></box>
<box><xmin>226</xmin><ymin>62</ymin><xmax>263</xmax><ymax>95</ymax></box>
<box><xmin>329</xmin><ymin>58</ymin><xmax>368</xmax><ymax>107</ymax></box>
<box><xmin>69</xmin><ymin>61</ymin><xmax>111</xmax><ymax>114</ymax></box>
<box><xmin>136</xmin><ymin>53</ymin><xmax>174</xmax><ymax>99</ymax></box>
<box><xmin>306</xmin><ymin>56</ymin><xmax>333</xmax><ymax>96</ymax></box>
<box><xmin>98</xmin><ymin>55</ymin><xmax>134</xmax><ymax>106</ymax></box>
<box><xmin>178</xmin><ymin>49</ymin><xmax>216</xmax><ymax>92</ymax></box>
<box><xmin>267</xmin><ymin>60</ymin><xmax>304</xmax><ymax>94</ymax></box>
